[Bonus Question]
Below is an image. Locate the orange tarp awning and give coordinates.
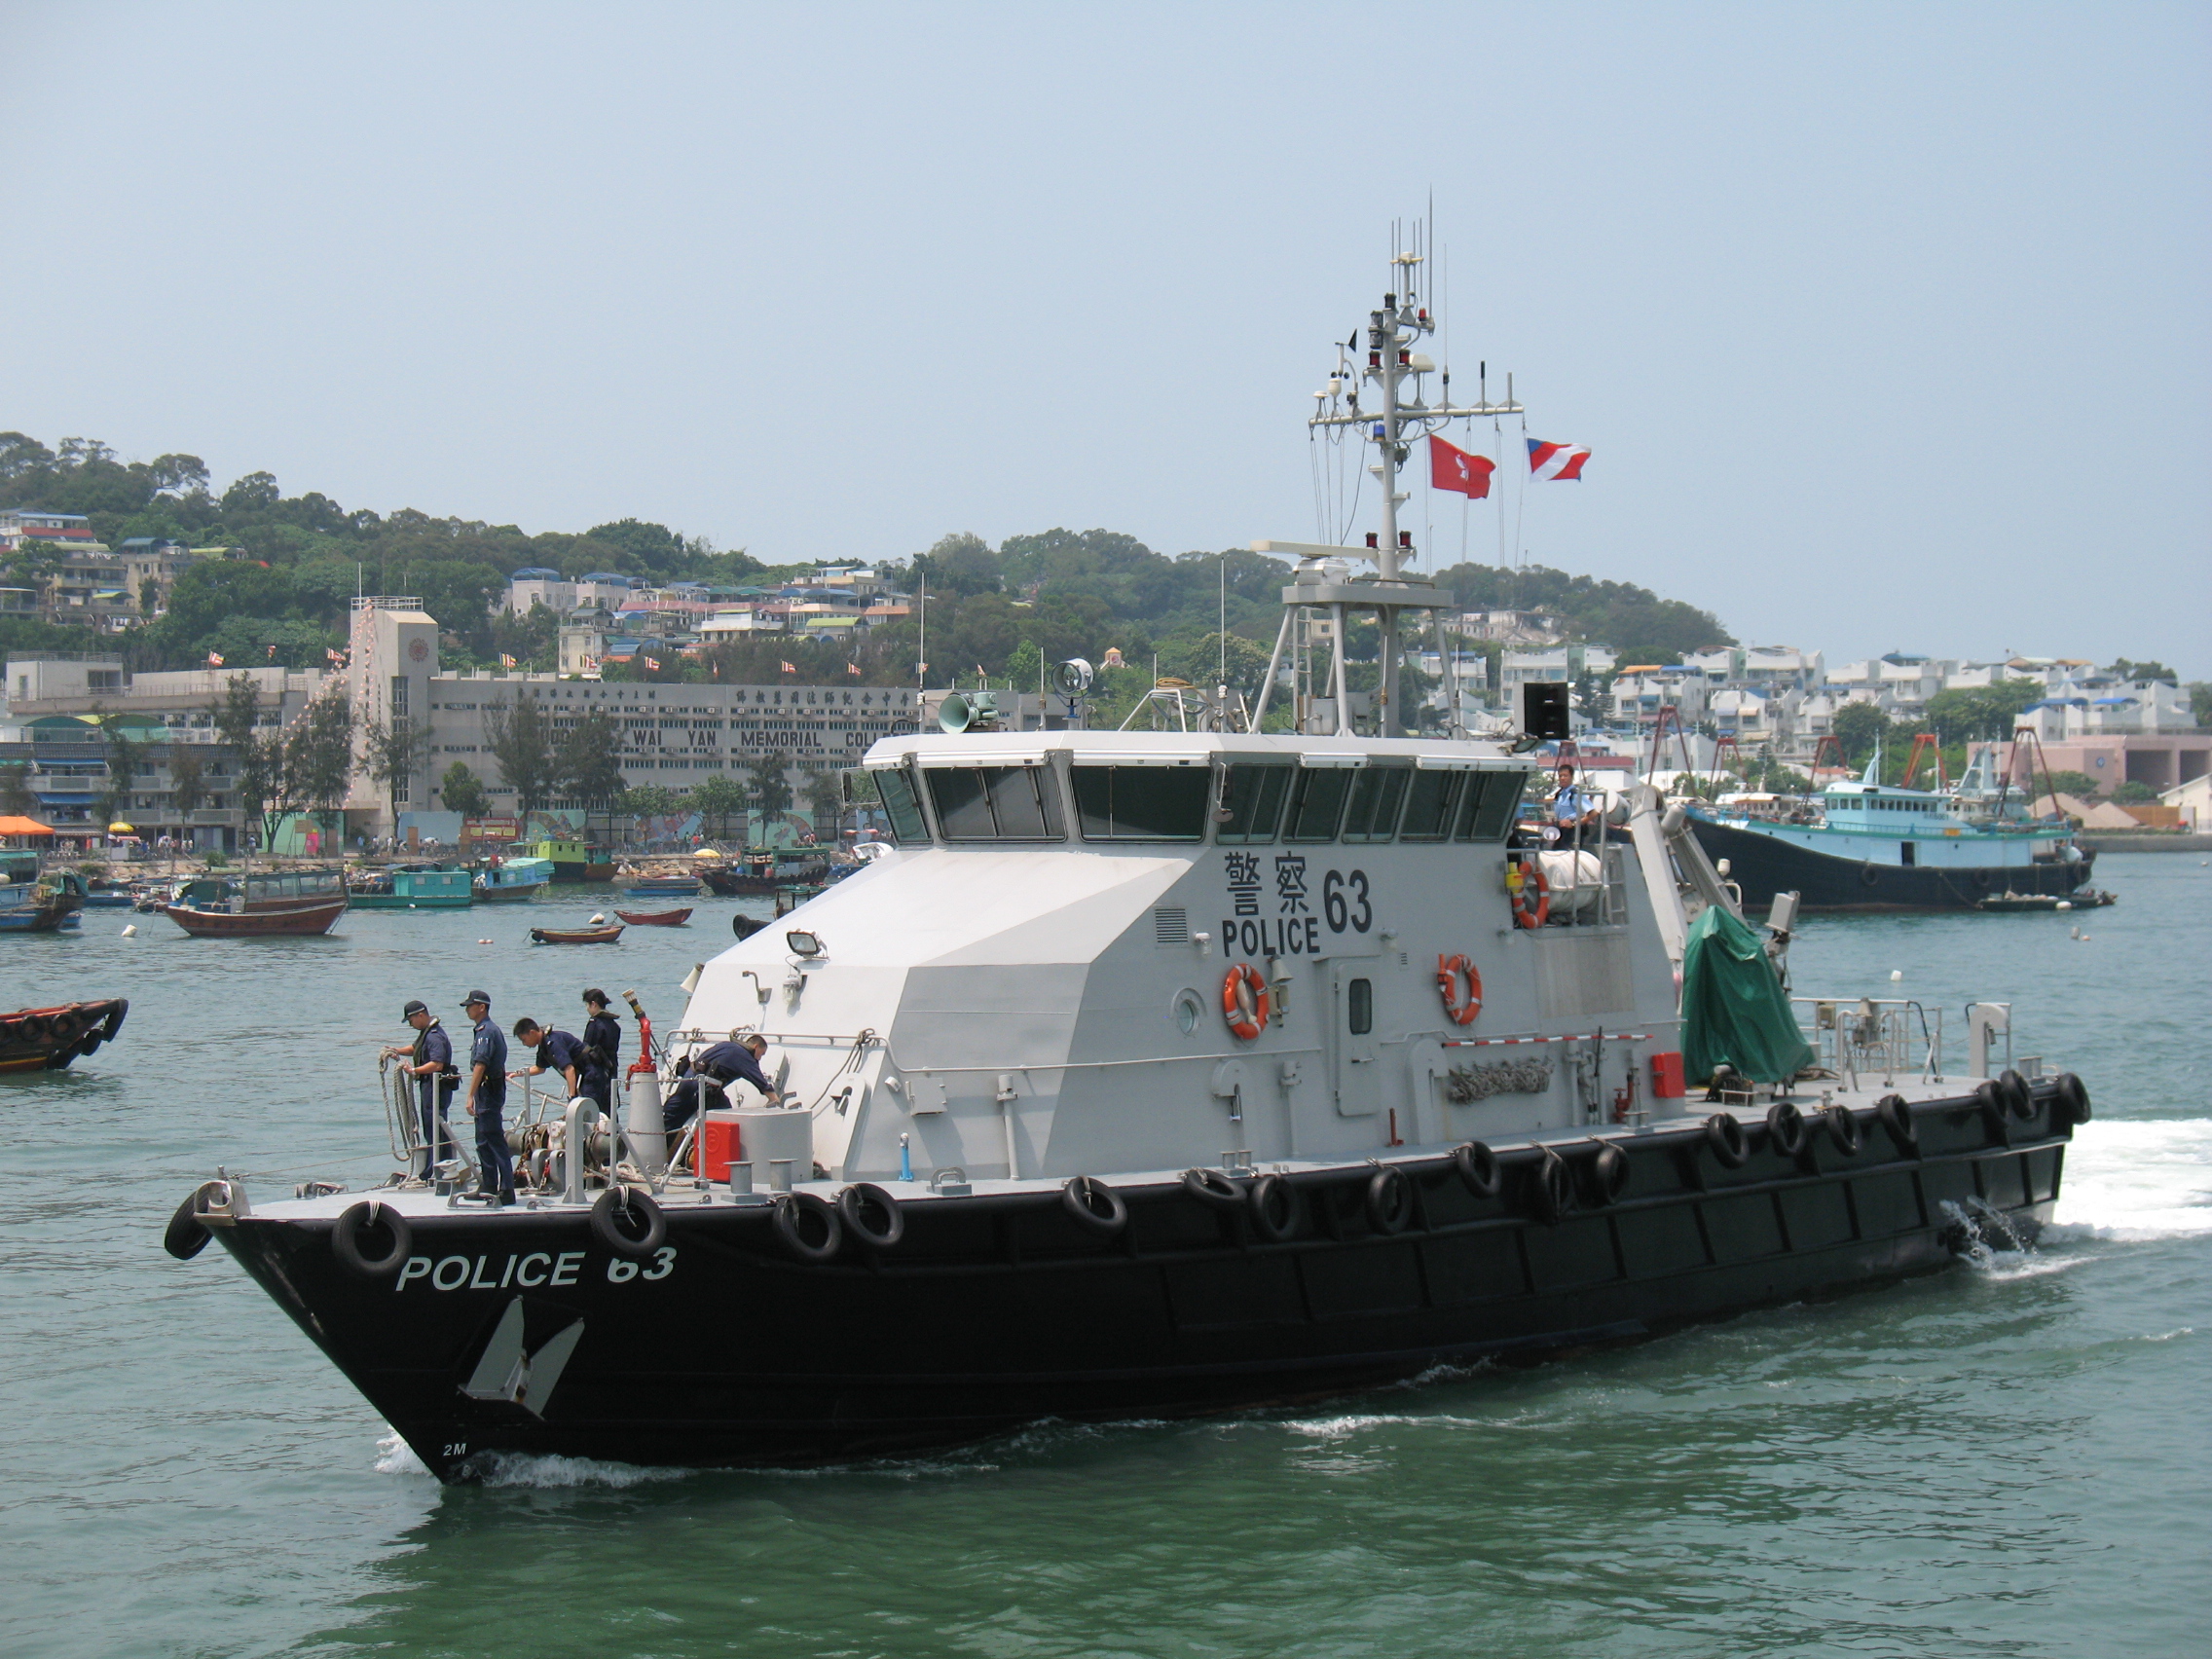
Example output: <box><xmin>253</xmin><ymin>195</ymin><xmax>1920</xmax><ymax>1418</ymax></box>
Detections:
<box><xmin>0</xmin><ymin>816</ymin><xmax>56</xmax><ymax>836</ymax></box>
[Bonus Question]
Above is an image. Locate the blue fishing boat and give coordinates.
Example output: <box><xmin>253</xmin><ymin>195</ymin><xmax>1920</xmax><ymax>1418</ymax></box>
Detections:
<box><xmin>474</xmin><ymin>856</ymin><xmax>554</xmax><ymax>903</ymax></box>
<box><xmin>349</xmin><ymin>866</ymin><xmax>475</xmax><ymax>910</ymax></box>
<box><xmin>1688</xmin><ymin>754</ymin><xmax>2094</xmax><ymax>912</ymax></box>
<box><xmin>622</xmin><ymin>874</ymin><xmax>701</xmax><ymax>899</ymax></box>
<box><xmin>0</xmin><ymin>853</ymin><xmax>86</xmax><ymax>933</ymax></box>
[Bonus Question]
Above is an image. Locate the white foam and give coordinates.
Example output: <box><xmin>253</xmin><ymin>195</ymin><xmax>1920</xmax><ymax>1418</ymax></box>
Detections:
<box><xmin>2048</xmin><ymin>1119</ymin><xmax>2212</xmax><ymax>1243</ymax></box>
<box><xmin>470</xmin><ymin>1452</ymin><xmax>686</xmax><ymax>1490</ymax></box>
<box><xmin>374</xmin><ymin>1430</ymin><xmax>429</xmax><ymax>1476</ymax></box>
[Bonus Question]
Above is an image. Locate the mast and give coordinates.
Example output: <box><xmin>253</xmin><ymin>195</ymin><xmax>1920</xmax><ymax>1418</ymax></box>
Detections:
<box><xmin>1251</xmin><ymin>234</ymin><xmax>1523</xmax><ymax>739</ymax></box>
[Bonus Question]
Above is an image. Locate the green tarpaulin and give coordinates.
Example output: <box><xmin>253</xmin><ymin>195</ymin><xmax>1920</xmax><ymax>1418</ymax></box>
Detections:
<box><xmin>1680</xmin><ymin>903</ymin><xmax>1814</xmax><ymax>1085</ymax></box>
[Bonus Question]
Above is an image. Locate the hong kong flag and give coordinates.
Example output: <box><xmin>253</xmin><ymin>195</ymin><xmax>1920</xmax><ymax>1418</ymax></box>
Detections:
<box><xmin>1527</xmin><ymin>437</ymin><xmax>1591</xmax><ymax>481</ymax></box>
<box><xmin>1428</xmin><ymin>434</ymin><xmax>1495</xmax><ymax>498</ymax></box>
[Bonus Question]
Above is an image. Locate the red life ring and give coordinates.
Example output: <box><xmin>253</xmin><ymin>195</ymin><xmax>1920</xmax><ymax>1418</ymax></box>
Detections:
<box><xmin>1436</xmin><ymin>954</ymin><xmax>1483</xmax><ymax>1025</ymax></box>
<box><xmin>1222</xmin><ymin>963</ymin><xmax>1270</xmax><ymax>1040</ymax></box>
<box><xmin>1509</xmin><ymin>860</ymin><xmax>1550</xmax><ymax>929</ymax></box>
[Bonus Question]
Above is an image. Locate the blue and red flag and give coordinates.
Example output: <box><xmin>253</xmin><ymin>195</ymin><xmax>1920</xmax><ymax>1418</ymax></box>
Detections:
<box><xmin>1527</xmin><ymin>438</ymin><xmax>1591</xmax><ymax>481</ymax></box>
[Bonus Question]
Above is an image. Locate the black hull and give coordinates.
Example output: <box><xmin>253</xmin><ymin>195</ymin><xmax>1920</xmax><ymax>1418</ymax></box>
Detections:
<box><xmin>209</xmin><ymin>1084</ymin><xmax>2072</xmax><ymax>1482</ymax></box>
<box><xmin>1689</xmin><ymin>818</ymin><xmax>2097</xmax><ymax>913</ymax></box>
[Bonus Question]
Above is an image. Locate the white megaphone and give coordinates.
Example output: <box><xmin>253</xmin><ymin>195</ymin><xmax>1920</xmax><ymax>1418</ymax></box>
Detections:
<box><xmin>938</xmin><ymin>691</ymin><xmax>1002</xmax><ymax>734</ymax></box>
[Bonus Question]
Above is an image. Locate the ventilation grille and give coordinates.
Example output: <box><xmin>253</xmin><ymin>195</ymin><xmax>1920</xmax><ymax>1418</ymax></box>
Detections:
<box><xmin>1154</xmin><ymin>906</ymin><xmax>1190</xmax><ymax>946</ymax></box>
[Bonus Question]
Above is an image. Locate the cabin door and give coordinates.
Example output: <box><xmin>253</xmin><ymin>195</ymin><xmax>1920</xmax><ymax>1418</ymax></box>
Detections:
<box><xmin>1330</xmin><ymin>958</ymin><xmax>1382</xmax><ymax>1117</ymax></box>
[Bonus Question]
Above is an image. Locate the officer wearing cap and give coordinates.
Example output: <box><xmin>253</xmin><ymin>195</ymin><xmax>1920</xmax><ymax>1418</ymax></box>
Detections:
<box><xmin>460</xmin><ymin>989</ymin><xmax>514</xmax><ymax>1203</ymax></box>
<box><xmin>381</xmin><ymin>1000</ymin><xmax>456</xmax><ymax>1179</ymax></box>
<box><xmin>578</xmin><ymin>988</ymin><xmax>622</xmax><ymax>1114</ymax></box>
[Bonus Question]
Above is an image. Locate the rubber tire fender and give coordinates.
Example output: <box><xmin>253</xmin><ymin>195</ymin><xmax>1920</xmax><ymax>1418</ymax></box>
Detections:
<box><xmin>44</xmin><ymin>1008</ymin><xmax>84</xmax><ymax>1043</ymax></box>
<box><xmin>1974</xmin><ymin>1081</ymin><xmax>2015</xmax><ymax>1147</ymax></box>
<box><xmin>331</xmin><ymin>1200</ymin><xmax>414</xmax><ymax>1279</ymax></box>
<box><xmin>1999</xmin><ymin>1069</ymin><xmax>2037</xmax><ymax>1122</ymax></box>
<box><xmin>1704</xmin><ymin>1113</ymin><xmax>1749</xmax><ymax>1169</ymax></box>
<box><xmin>163</xmin><ymin>1194</ymin><xmax>211</xmax><ymax>1261</ymax></box>
<box><xmin>1248</xmin><ymin>1172</ymin><xmax>1301</xmax><ymax>1242</ymax></box>
<box><xmin>768</xmin><ymin>1192</ymin><xmax>840</xmax><ymax>1263</ymax></box>
<box><xmin>1183</xmin><ymin>1166</ymin><xmax>1246</xmax><ymax>1209</ymax></box>
<box><xmin>1587</xmin><ymin>1142</ymin><xmax>1630</xmax><ymax>1206</ymax></box>
<box><xmin>1823</xmin><ymin>1104</ymin><xmax>1862</xmax><ymax>1157</ymax></box>
<box><xmin>1765</xmin><ymin>1100</ymin><xmax>1807</xmax><ymax>1159</ymax></box>
<box><xmin>1876</xmin><ymin>1093</ymin><xmax>1918</xmax><ymax>1151</ymax></box>
<box><xmin>590</xmin><ymin>1187</ymin><xmax>667</xmax><ymax>1260</ymax></box>
<box><xmin>2053</xmin><ymin>1072</ymin><xmax>2091</xmax><ymax>1125</ymax></box>
<box><xmin>1452</xmin><ymin>1139</ymin><xmax>1502</xmax><ymax>1199</ymax></box>
<box><xmin>1365</xmin><ymin>1164</ymin><xmax>1414</xmax><ymax>1235</ymax></box>
<box><xmin>836</xmin><ymin>1182</ymin><xmax>905</xmax><ymax>1249</ymax></box>
<box><xmin>18</xmin><ymin>1013</ymin><xmax>50</xmax><ymax>1040</ymax></box>
<box><xmin>1060</xmin><ymin>1174</ymin><xmax>1126</xmax><ymax>1236</ymax></box>
<box><xmin>1530</xmin><ymin>1148</ymin><xmax>1572</xmax><ymax>1225</ymax></box>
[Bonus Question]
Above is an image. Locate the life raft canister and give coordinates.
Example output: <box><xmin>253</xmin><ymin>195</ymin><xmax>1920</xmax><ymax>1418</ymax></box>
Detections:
<box><xmin>1507</xmin><ymin>859</ymin><xmax>1550</xmax><ymax>929</ymax></box>
<box><xmin>1222</xmin><ymin>962</ymin><xmax>1270</xmax><ymax>1040</ymax></box>
<box><xmin>1436</xmin><ymin>953</ymin><xmax>1483</xmax><ymax>1025</ymax></box>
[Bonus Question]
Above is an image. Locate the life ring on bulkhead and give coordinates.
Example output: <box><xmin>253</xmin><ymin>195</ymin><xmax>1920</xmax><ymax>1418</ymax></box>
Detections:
<box><xmin>1222</xmin><ymin>962</ymin><xmax>1270</xmax><ymax>1040</ymax></box>
<box><xmin>1436</xmin><ymin>954</ymin><xmax>1483</xmax><ymax>1025</ymax></box>
<box><xmin>1508</xmin><ymin>860</ymin><xmax>1550</xmax><ymax>929</ymax></box>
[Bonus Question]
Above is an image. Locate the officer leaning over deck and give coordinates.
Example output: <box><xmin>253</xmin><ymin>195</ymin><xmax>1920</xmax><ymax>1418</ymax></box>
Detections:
<box><xmin>578</xmin><ymin>988</ymin><xmax>622</xmax><ymax>1114</ymax></box>
<box><xmin>459</xmin><ymin>989</ymin><xmax>514</xmax><ymax>1204</ymax></box>
<box><xmin>510</xmin><ymin>1016</ymin><xmax>584</xmax><ymax>1099</ymax></box>
<box><xmin>662</xmin><ymin>1033</ymin><xmax>781</xmax><ymax>1137</ymax></box>
<box><xmin>381</xmin><ymin>999</ymin><xmax>457</xmax><ymax>1179</ymax></box>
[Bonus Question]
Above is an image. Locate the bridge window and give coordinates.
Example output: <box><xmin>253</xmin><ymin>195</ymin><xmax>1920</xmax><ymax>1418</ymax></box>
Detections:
<box><xmin>1398</xmin><ymin>769</ymin><xmax>1463</xmax><ymax>841</ymax></box>
<box><xmin>1456</xmin><ymin>771</ymin><xmax>1525</xmax><ymax>841</ymax></box>
<box><xmin>926</xmin><ymin>765</ymin><xmax>1064</xmax><ymax>841</ymax></box>
<box><xmin>1340</xmin><ymin>766</ymin><xmax>1409</xmax><ymax>843</ymax></box>
<box><xmin>875</xmin><ymin>769</ymin><xmax>928</xmax><ymax>844</ymax></box>
<box><xmin>1215</xmin><ymin>763</ymin><xmax>1290</xmax><ymax>844</ymax></box>
<box><xmin>1284</xmin><ymin>767</ymin><xmax>1352</xmax><ymax>842</ymax></box>
<box><xmin>1072</xmin><ymin>765</ymin><xmax>1209</xmax><ymax>840</ymax></box>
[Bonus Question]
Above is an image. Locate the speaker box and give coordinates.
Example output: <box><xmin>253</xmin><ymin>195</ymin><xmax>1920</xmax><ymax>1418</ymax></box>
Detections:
<box><xmin>1522</xmin><ymin>682</ymin><xmax>1571</xmax><ymax>741</ymax></box>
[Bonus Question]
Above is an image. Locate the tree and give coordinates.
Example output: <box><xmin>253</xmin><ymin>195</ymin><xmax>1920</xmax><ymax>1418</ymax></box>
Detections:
<box><xmin>689</xmin><ymin>773</ymin><xmax>749</xmax><ymax>842</ymax></box>
<box><xmin>362</xmin><ymin>715</ymin><xmax>423</xmax><ymax>829</ymax></box>
<box><xmin>1004</xmin><ymin>640</ymin><xmax>1043</xmax><ymax>693</ymax></box>
<box><xmin>617</xmin><ymin>783</ymin><xmax>680</xmax><ymax>819</ymax></box>
<box><xmin>483</xmin><ymin>692</ymin><xmax>561</xmax><ymax>821</ymax></box>
<box><xmin>91</xmin><ymin>710</ymin><xmax>141</xmax><ymax>831</ymax></box>
<box><xmin>168</xmin><ymin>748</ymin><xmax>206</xmax><ymax>817</ymax></box>
<box><xmin>2110</xmin><ymin>780</ymin><xmax>2158</xmax><ymax>804</ymax></box>
<box><xmin>557</xmin><ymin>708</ymin><xmax>628</xmax><ymax>809</ymax></box>
<box><xmin>1830</xmin><ymin>702</ymin><xmax>1892</xmax><ymax>766</ymax></box>
<box><xmin>2043</xmin><ymin>769</ymin><xmax>2101</xmax><ymax>799</ymax></box>
<box><xmin>285</xmin><ymin>688</ymin><xmax>355</xmax><ymax>835</ymax></box>
<box><xmin>208</xmin><ymin>676</ymin><xmax>292</xmax><ymax>856</ymax></box>
<box><xmin>1923</xmin><ymin>681</ymin><xmax>2040</xmax><ymax>745</ymax></box>
<box><xmin>747</xmin><ymin>750</ymin><xmax>794</xmax><ymax>828</ymax></box>
<box><xmin>440</xmin><ymin>762</ymin><xmax>489</xmax><ymax>818</ymax></box>
<box><xmin>0</xmin><ymin>762</ymin><xmax>38</xmax><ymax>817</ymax></box>
<box><xmin>2108</xmin><ymin>659</ymin><xmax>2176</xmax><ymax>685</ymax></box>
<box><xmin>803</xmin><ymin>770</ymin><xmax>843</xmax><ymax>837</ymax></box>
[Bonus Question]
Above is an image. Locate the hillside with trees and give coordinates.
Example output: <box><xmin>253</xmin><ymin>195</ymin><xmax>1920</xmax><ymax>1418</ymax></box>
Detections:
<box><xmin>2</xmin><ymin>430</ymin><xmax>1735</xmax><ymax>695</ymax></box>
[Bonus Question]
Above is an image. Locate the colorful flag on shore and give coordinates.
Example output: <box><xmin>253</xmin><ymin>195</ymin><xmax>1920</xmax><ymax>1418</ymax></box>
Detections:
<box><xmin>780</xmin><ymin>660</ymin><xmax>797</xmax><ymax>674</ymax></box>
<box><xmin>644</xmin><ymin>655</ymin><xmax>661</xmax><ymax>671</ymax></box>
<box><xmin>1428</xmin><ymin>434</ymin><xmax>1494</xmax><ymax>498</ymax></box>
<box><xmin>325</xmin><ymin>646</ymin><xmax>345</xmax><ymax>665</ymax></box>
<box><xmin>498</xmin><ymin>653</ymin><xmax>517</xmax><ymax>668</ymax></box>
<box><xmin>206</xmin><ymin>651</ymin><xmax>224</xmax><ymax>667</ymax></box>
<box><xmin>847</xmin><ymin>661</ymin><xmax>861</xmax><ymax>676</ymax></box>
<box><xmin>1527</xmin><ymin>438</ymin><xmax>1591</xmax><ymax>481</ymax></box>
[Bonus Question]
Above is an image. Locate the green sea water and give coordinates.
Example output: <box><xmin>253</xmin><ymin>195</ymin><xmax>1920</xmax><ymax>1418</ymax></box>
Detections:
<box><xmin>1</xmin><ymin>858</ymin><xmax>2205</xmax><ymax>1658</ymax></box>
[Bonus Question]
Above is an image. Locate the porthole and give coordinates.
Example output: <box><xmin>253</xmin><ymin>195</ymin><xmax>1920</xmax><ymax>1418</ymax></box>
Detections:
<box><xmin>1172</xmin><ymin>988</ymin><xmax>1204</xmax><ymax>1034</ymax></box>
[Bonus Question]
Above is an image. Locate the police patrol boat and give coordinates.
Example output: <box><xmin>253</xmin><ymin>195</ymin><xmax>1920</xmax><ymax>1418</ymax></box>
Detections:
<box><xmin>164</xmin><ymin>245</ymin><xmax>2089</xmax><ymax>1480</ymax></box>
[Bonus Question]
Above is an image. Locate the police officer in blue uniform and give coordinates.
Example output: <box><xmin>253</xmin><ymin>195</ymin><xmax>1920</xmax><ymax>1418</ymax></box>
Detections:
<box><xmin>382</xmin><ymin>999</ymin><xmax>457</xmax><ymax>1179</ymax></box>
<box><xmin>511</xmin><ymin>1016</ymin><xmax>586</xmax><ymax>1098</ymax></box>
<box><xmin>578</xmin><ymin>988</ymin><xmax>622</xmax><ymax>1114</ymax></box>
<box><xmin>460</xmin><ymin>989</ymin><xmax>514</xmax><ymax>1203</ymax></box>
<box><xmin>662</xmin><ymin>1034</ymin><xmax>780</xmax><ymax>1136</ymax></box>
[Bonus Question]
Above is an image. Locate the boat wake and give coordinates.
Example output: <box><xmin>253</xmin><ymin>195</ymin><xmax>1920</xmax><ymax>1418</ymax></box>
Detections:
<box><xmin>2046</xmin><ymin>1118</ymin><xmax>2212</xmax><ymax>1243</ymax></box>
<box><xmin>373</xmin><ymin>1429</ymin><xmax>685</xmax><ymax>1490</ymax></box>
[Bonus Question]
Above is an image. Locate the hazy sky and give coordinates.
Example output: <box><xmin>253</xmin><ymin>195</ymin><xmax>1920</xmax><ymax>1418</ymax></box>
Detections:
<box><xmin>4</xmin><ymin>2</ymin><xmax>2205</xmax><ymax>674</ymax></box>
